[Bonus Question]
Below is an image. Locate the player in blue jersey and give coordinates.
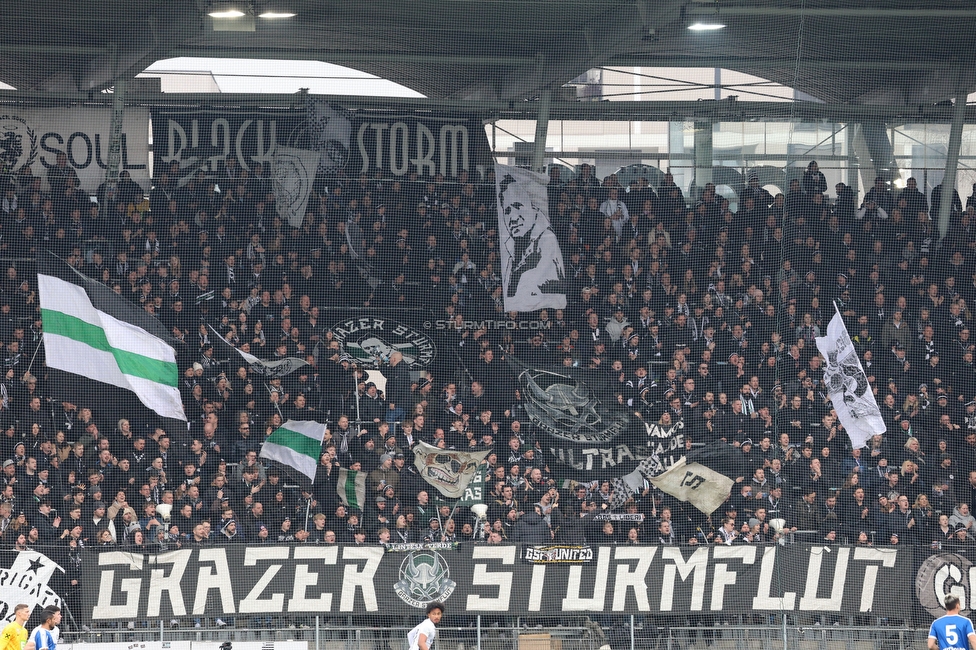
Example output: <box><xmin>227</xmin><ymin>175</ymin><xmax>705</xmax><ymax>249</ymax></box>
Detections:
<box><xmin>929</xmin><ymin>595</ymin><xmax>976</xmax><ymax>650</ymax></box>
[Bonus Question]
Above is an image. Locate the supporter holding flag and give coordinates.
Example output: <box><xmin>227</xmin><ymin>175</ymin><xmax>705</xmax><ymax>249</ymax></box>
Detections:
<box><xmin>816</xmin><ymin>303</ymin><xmax>886</xmax><ymax>449</ymax></box>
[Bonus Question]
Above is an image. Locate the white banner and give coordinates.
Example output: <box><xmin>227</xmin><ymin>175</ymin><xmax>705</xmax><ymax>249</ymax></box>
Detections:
<box><xmin>0</xmin><ymin>550</ymin><xmax>62</xmax><ymax>622</ymax></box>
<box><xmin>816</xmin><ymin>306</ymin><xmax>886</xmax><ymax>449</ymax></box>
<box><xmin>273</xmin><ymin>146</ymin><xmax>320</xmax><ymax>227</ymax></box>
<box><xmin>495</xmin><ymin>163</ymin><xmax>566</xmax><ymax>311</ymax></box>
<box><xmin>0</xmin><ymin>107</ymin><xmax>150</xmax><ymax>193</ymax></box>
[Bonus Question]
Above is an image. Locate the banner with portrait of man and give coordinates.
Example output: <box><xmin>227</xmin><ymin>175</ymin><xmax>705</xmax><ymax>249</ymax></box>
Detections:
<box><xmin>272</xmin><ymin>146</ymin><xmax>320</xmax><ymax>227</ymax></box>
<box><xmin>495</xmin><ymin>163</ymin><xmax>567</xmax><ymax>311</ymax></box>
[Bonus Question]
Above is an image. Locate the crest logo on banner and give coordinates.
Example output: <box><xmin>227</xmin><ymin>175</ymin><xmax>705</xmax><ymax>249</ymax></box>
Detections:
<box><xmin>915</xmin><ymin>553</ymin><xmax>973</xmax><ymax>617</ymax></box>
<box><xmin>0</xmin><ymin>115</ymin><xmax>38</xmax><ymax>174</ymax></box>
<box><xmin>517</xmin><ymin>366</ymin><xmax>629</xmax><ymax>443</ymax></box>
<box><xmin>298</xmin><ymin>98</ymin><xmax>353</xmax><ymax>175</ymax></box>
<box><xmin>331</xmin><ymin>316</ymin><xmax>435</xmax><ymax>370</ymax></box>
<box><xmin>394</xmin><ymin>551</ymin><xmax>456</xmax><ymax>608</ymax></box>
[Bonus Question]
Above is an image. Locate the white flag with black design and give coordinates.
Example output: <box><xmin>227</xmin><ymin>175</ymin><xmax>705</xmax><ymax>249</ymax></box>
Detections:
<box><xmin>272</xmin><ymin>146</ymin><xmax>320</xmax><ymax>227</ymax></box>
<box><xmin>0</xmin><ymin>550</ymin><xmax>63</xmax><ymax>621</ymax></box>
<box><xmin>413</xmin><ymin>441</ymin><xmax>490</xmax><ymax>499</ymax></box>
<box><xmin>816</xmin><ymin>305</ymin><xmax>886</xmax><ymax>449</ymax></box>
<box><xmin>495</xmin><ymin>164</ymin><xmax>566</xmax><ymax>311</ymax></box>
<box><xmin>649</xmin><ymin>456</ymin><xmax>734</xmax><ymax>516</ymax></box>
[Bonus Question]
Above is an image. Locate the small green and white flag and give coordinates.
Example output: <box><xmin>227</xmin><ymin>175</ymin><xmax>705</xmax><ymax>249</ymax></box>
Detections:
<box><xmin>260</xmin><ymin>420</ymin><xmax>326</xmax><ymax>481</ymax></box>
<box><xmin>38</xmin><ymin>272</ymin><xmax>186</xmax><ymax>421</ymax></box>
<box><xmin>336</xmin><ymin>468</ymin><xmax>367</xmax><ymax>510</ymax></box>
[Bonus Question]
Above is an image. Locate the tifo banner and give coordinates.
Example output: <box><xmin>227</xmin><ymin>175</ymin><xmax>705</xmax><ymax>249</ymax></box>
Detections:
<box><xmin>509</xmin><ymin>356</ymin><xmax>687</xmax><ymax>480</ymax></box>
<box><xmin>272</xmin><ymin>146</ymin><xmax>320</xmax><ymax>226</ymax></box>
<box><xmin>82</xmin><ymin>544</ymin><xmax>914</xmax><ymax>621</ymax></box>
<box><xmin>329</xmin><ymin>311</ymin><xmax>437</xmax><ymax>371</ymax></box>
<box><xmin>324</xmin><ymin>309</ymin><xmax>689</xmax><ymax>482</ymax></box>
<box><xmin>151</xmin><ymin>104</ymin><xmax>492</xmax><ymax>183</ymax></box>
<box><xmin>495</xmin><ymin>164</ymin><xmax>567</xmax><ymax>311</ymax></box>
<box><xmin>0</xmin><ymin>107</ymin><xmax>150</xmax><ymax>192</ymax></box>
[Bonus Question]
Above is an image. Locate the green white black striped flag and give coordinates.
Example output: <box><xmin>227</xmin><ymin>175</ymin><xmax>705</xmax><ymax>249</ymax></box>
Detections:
<box><xmin>336</xmin><ymin>468</ymin><xmax>366</xmax><ymax>510</ymax></box>
<box><xmin>259</xmin><ymin>420</ymin><xmax>326</xmax><ymax>481</ymax></box>
<box><xmin>37</xmin><ymin>268</ymin><xmax>186</xmax><ymax>422</ymax></box>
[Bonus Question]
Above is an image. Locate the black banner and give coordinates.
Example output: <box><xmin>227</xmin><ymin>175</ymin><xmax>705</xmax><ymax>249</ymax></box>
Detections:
<box><xmin>323</xmin><ymin>309</ymin><xmax>692</xmax><ymax>483</ymax></box>
<box><xmin>151</xmin><ymin>104</ymin><xmax>492</xmax><ymax>182</ymax></box>
<box><xmin>81</xmin><ymin>544</ymin><xmax>912</xmax><ymax>621</ymax></box>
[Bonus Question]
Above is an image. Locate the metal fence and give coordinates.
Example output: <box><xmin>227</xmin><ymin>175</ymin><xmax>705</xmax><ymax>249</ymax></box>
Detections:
<box><xmin>62</xmin><ymin>618</ymin><xmax>931</xmax><ymax>650</ymax></box>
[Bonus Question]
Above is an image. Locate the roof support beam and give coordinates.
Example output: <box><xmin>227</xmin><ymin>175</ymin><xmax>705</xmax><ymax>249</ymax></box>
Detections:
<box><xmin>605</xmin><ymin>56</ymin><xmax>959</xmax><ymax>72</ymax></box>
<box><xmin>165</xmin><ymin>48</ymin><xmax>535</xmax><ymax>66</ymax></box>
<box><xmin>0</xmin><ymin>91</ymin><xmax>974</xmax><ymax>125</ymax></box>
<box><xmin>685</xmin><ymin>7</ymin><xmax>976</xmax><ymax>18</ymax></box>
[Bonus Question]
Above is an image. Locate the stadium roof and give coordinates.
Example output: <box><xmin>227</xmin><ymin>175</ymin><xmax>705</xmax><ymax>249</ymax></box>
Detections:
<box><xmin>2</xmin><ymin>0</ymin><xmax>975</xmax><ymax>107</ymax></box>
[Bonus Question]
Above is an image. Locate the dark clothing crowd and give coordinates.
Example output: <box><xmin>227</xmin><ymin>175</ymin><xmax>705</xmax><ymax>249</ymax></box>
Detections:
<box><xmin>1</xmin><ymin>154</ymin><xmax>976</xmax><ymax>571</ymax></box>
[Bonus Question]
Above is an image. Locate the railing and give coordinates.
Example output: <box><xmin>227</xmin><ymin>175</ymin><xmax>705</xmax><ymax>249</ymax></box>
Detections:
<box><xmin>62</xmin><ymin>618</ymin><xmax>931</xmax><ymax>650</ymax></box>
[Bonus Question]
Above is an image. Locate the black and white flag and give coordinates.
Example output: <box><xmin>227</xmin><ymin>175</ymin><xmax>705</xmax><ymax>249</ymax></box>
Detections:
<box><xmin>412</xmin><ymin>441</ymin><xmax>490</xmax><ymax>499</ymax></box>
<box><xmin>0</xmin><ymin>550</ymin><xmax>63</xmax><ymax>622</ymax></box>
<box><xmin>272</xmin><ymin>146</ymin><xmax>320</xmax><ymax>227</ymax></box>
<box><xmin>209</xmin><ymin>325</ymin><xmax>309</xmax><ymax>378</ymax></box>
<box><xmin>649</xmin><ymin>445</ymin><xmax>737</xmax><ymax>515</ymax></box>
<box><xmin>495</xmin><ymin>164</ymin><xmax>566</xmax><ymax>311</ymax></box>
<box><xmin>816</xmin><ymin>305</ymin><xmax>885</xmax><ymax>449</ymax></box>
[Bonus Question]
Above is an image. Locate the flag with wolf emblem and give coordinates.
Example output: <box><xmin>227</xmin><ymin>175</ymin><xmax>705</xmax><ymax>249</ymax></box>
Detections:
<box><xmin>412</xmin><ymin>442</ymin><xmax>489</xmax><ymax>499</ymax></box>
<box><xmin>816</xmin><ymin>304</ymin><xmax>886</xmax><ymax>449</ymax></box>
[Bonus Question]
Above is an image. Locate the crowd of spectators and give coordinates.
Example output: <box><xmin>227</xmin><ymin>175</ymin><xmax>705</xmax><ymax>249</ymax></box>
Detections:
<box><xmin>1</xmin><ymin>153</ymin><xmax>976</xmax><ymax>588</ymax></box>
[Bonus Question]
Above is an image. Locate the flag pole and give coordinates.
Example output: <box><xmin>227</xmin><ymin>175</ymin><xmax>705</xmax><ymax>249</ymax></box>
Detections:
<box><xmin>352</xmin><ymin>366</ymin><xmax>362</xmax><ymax>427</ymax></box>
<box><xmin>25</xmin><ymin>333</ymin><xmax>44</xmax><ymax>377</ymax></box>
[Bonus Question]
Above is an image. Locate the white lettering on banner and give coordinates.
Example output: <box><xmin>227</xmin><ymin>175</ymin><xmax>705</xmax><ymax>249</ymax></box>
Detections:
<box><xmin>853</xmin><ymin>548</ymin><xmax>897</xmax><ymax>613</ymax></box>
<box><xmin>439</xmin><ymin>125</ymin><xmax>468</xmax><ymax>178</ymax></box>
<box><xmin>162</xmin><ymin>118</ymin><xmax>278</xmax><ymax>172</ymax></box>
<box><xmin>752</xmin><ymin>546</ymin><xmax>796</xmax><ymax>610</ymax></box>
<box><xmin>612</xmin><ymin>547</ymin><xmax>656</xmax><ymax>611</ymax></box>
<box><xmin>192</xmin><ymin>549</ymin><xmax>236</xmax><ymax>615</ymax></box>
<box><xmin>147</xmin><ymin>551</ymin><xmax>191</xmax><ymax>617</ymax></box>
<box><xmin>411</xmin><ymin>124</ymin><xmax>435</xmax><ymax>177</ymax></box>
<box><xmin>83</xmin><ymin>544</ymin><xmax>903</xmax><ymax>619</ymax></box>
<box><xmin>710</xmin><ymin>547</ymin><xmax>756</xmax><ymax>611</ymax></box>
<box><xmin>92</xmin><ymin>552</ymin><xmax>142</xmax><ymax>619</ymax></box>
<box><xmin>239</xmin><ymin>547</ymin><xmax>289</xmax><ymax>613</ymax></box>
<box><xmin>562</xmin><ymin>547</ymin><xmax>611</xmax><ymax>611</ymax></box>
<box><xmin>799</xmin><ymin>547</ymin><xmax>849</xmax><ymax>611</ymax></box>
<box><xmin>390</xmin><ymin>122</ymin><xmax>410</xmax><ymax>176</ymax></box>
<box><xmin>938</xmin><ymin>563</ymin><xmax>967</xmax><ymax>610</ymax></box>
<box><xmin>466</xmin><ymin>546</ymin><xmax>516</xmax><ymax>611</ymax></box>
<box><xmin>1</xmin><ymin>108</ymin><xmax>150</xmax><ymax>192</ymax></box>
<box><xmin>339</xmin><ymin>547</ymin><xmax>383</xmax><ymax>612</ymax></box>
<box><xmin>527</xmin><ymin>565</ymin><xmax>546</xmax><ymax>611</ymax></box>
<box><xmin>289</xmin><ymin>547</ymin><xmax>338</xmax><ymax>612</ymax></box>
<box><xmin>357</xmin><ymin>122</ymin><xmax>470</xmax><ymax>177</ymax></box>
<box><xmin>661</xmin><ymin>547</ymin><xmax>709</xmax><ymax>611</ymax></box>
